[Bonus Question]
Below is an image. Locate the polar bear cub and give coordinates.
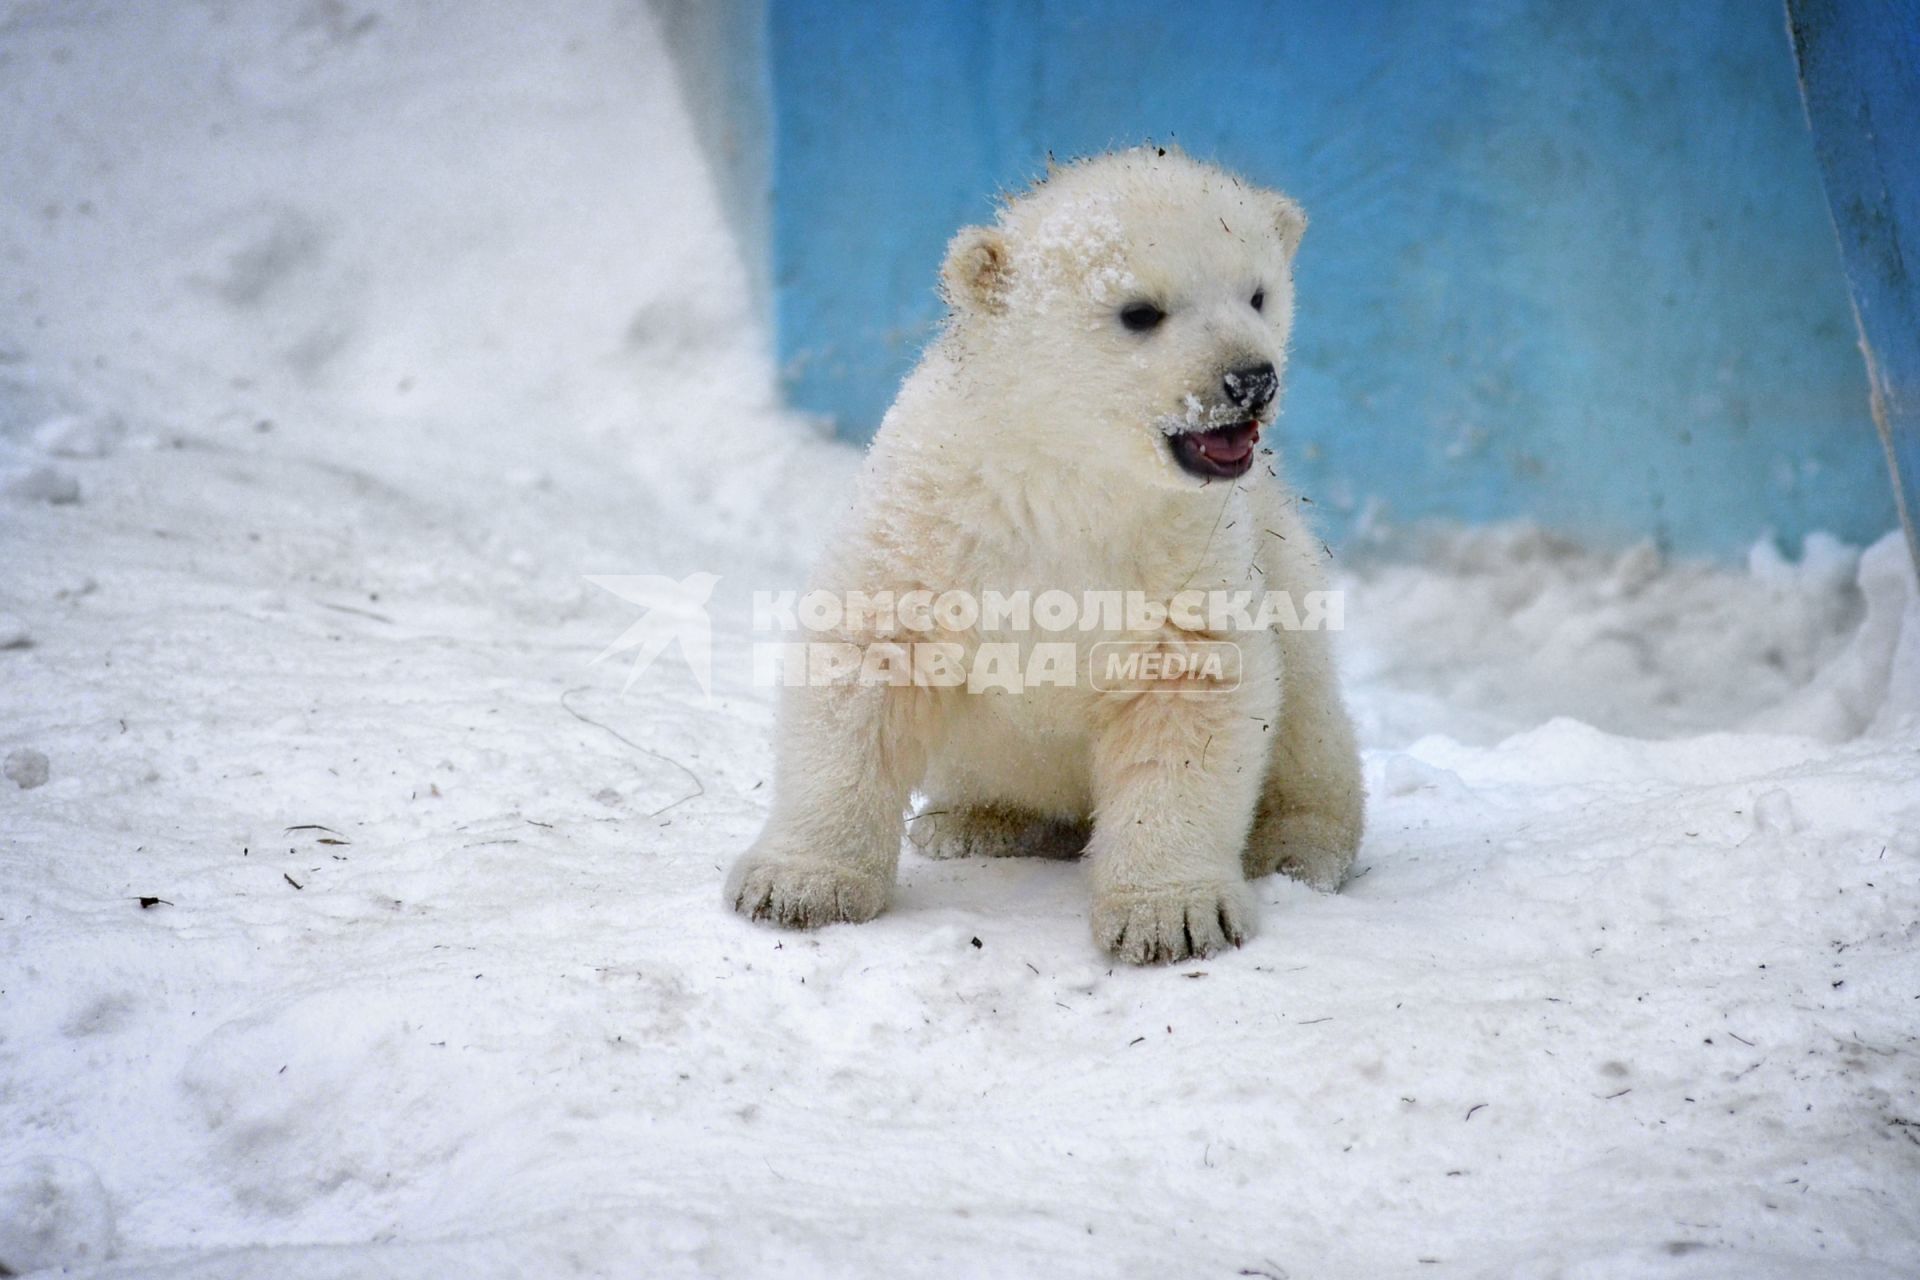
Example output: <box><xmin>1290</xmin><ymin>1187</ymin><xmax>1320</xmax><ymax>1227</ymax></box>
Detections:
<box><xmin>728</xmin><ymin>147</ymin><xmax>1365</xmax><ymax>964</ymax></box>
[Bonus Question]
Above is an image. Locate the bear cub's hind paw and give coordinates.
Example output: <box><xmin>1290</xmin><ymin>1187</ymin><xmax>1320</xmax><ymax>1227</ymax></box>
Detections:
<box><xmin>910</xmin><ymin>804</ymin><xmax>1089</xmax><ymax>861</ymax></box>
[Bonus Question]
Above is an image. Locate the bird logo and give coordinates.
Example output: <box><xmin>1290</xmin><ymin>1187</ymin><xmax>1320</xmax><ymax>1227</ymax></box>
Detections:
<box><xmin>584</xmin><ymin>572</ymin><xmax>720</xmax><ymax>702</ymax></box>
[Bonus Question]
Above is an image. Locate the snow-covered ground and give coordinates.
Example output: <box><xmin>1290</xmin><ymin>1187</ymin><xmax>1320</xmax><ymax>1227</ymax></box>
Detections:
<box><xmin>3</xmin><ymin>3</ymin><xmax>1917</xmax><ymax>1276</ymax></box>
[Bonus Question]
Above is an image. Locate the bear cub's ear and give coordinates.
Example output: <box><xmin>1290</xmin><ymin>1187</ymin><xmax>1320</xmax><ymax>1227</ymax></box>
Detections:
<box><xmin>1273</xmin><ymin>195</ymin><xmax>1308</xmax><ymax>259</ymax></box>
<box><xmin>941</xmin><ymin>226</ymin><xmax>1013</xmax><ymax>315</ymax></box>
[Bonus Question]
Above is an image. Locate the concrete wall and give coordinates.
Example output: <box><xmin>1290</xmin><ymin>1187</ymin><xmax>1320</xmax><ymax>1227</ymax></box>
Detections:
<box><xmin>769</xmin><ymin>0</ymin><xmax>1899</xmax><ymax>556</ymax></box>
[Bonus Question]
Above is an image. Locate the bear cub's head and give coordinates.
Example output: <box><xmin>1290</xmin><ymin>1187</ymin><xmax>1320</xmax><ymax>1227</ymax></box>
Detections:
<box><xmin>941</xmin><ymin>147</ymin><xmax>1307</xmax><ymax>488</ymax></box>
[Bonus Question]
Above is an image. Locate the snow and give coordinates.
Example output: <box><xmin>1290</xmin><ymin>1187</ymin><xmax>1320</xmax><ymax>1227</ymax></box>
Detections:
<box><xmin>2</xmin><ymin>2</ymin><xmax>1917</xmax><ymax>1276</ymax></box>
<box><xmin>3</xmin><ymin>463</ymin><xmax>81</xmax><ymax>505</ymax></box>
<box><xmin>0</xmin><ymin>1156</ymin><xmax>114</xmax><ymax>1273</ymax></box>
<box><xmin>4</xmin><ymin>748</ymin><xmax>50</xmax><ymax>791</ymax></box>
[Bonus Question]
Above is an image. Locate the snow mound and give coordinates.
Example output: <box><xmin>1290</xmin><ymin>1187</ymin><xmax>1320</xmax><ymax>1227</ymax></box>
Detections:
<box><xmin>1345</xmin><ymin>523</ymin><xmax>1917</xmax><ymax>744</ymax></box>
<box><xmin>0</xmin><ymin>1156</ymin><xmax>116</xmax><ymax>1274</ymax></box>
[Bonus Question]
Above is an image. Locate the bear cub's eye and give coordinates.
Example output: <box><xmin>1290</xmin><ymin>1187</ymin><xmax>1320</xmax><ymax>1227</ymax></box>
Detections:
<box><xmin>1251</xmin><ymin>288</ymin><xmax>1266</xmax><ymax>313</ymax></box>
<box><xmin>1119</xmin><ymin>302</ymin><xmax>1166</xmax><ymax>333</ymax></box>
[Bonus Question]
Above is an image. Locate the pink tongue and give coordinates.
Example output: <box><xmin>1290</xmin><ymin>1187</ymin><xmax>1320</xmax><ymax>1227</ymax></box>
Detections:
<box><xmin>1198</xmin><ymin>424</ymin><xmax>1258</xmax><ymax>463</ymax></box>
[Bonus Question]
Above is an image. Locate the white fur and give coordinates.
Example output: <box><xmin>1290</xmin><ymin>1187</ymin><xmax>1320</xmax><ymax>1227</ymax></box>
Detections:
<box><xmin>728</xmin><ymin>149</ymin><xmax>1365</xmax><ymax>964</ymax></box>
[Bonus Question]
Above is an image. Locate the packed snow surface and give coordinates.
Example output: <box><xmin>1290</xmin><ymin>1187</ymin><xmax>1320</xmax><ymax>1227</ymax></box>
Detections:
<box><xmin>3</xmin><ymin>3</ymin><xmax>1917</xmax><ymax>1276</ymax></box>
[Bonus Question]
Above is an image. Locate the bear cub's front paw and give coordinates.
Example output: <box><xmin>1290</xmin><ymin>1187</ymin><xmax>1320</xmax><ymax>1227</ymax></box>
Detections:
<box><xmin>727</xmin><ymin>853</ymin><xmax>887</xmax><ymax>929</ymax></box>
<box><xmin>1092</xmin><ymin>879</ymin><xmax>1257</xmax><ymax>965</ymax></box>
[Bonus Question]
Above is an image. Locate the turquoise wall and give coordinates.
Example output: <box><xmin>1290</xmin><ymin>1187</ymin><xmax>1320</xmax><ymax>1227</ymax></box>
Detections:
<box><xmin>1787</xmin><ymin>0</ymin><xmax>1920</xmax><ymax>570</ymax></box>
<box><xmin>770</xmin><ymin>0</ymin><xmax>1899</xmax><ymax>556</ymax></box>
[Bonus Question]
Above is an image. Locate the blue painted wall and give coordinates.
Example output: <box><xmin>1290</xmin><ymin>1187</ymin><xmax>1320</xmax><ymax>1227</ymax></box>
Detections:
<box><xmin>1788</xmin><ymin>0</ymin><xmax>1920</xmax><ymax>570</ymax></box>
<box><xmin>770</xmin><ymin>0</ymin><xmax>1899</xmax><ymax>556</ymax></box>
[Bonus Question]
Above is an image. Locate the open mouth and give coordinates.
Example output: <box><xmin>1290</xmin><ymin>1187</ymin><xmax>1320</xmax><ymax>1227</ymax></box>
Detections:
<box><xmin>1168</xmin><ymin>420</ymin><xmax>1260</xmax><ymax>480</ymax></box>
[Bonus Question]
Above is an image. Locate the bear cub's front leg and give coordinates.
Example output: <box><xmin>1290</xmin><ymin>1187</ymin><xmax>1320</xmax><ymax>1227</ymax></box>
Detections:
<box><xmin>1085</xmin><ymin>648</ymin><xmax>1281</xmax><ymax>964</ymax></box>
<box><xmin>726</xmin><ymin>680</ymin><xmax>921</xmax><ymax>928</ymax></box>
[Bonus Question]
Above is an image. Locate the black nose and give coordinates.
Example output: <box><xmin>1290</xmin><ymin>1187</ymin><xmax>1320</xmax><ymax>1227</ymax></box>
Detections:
<box><xmin>1223</xmin><ymin>362</ymin><xmax>1277</xmax><ymax>412</ymax></box>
